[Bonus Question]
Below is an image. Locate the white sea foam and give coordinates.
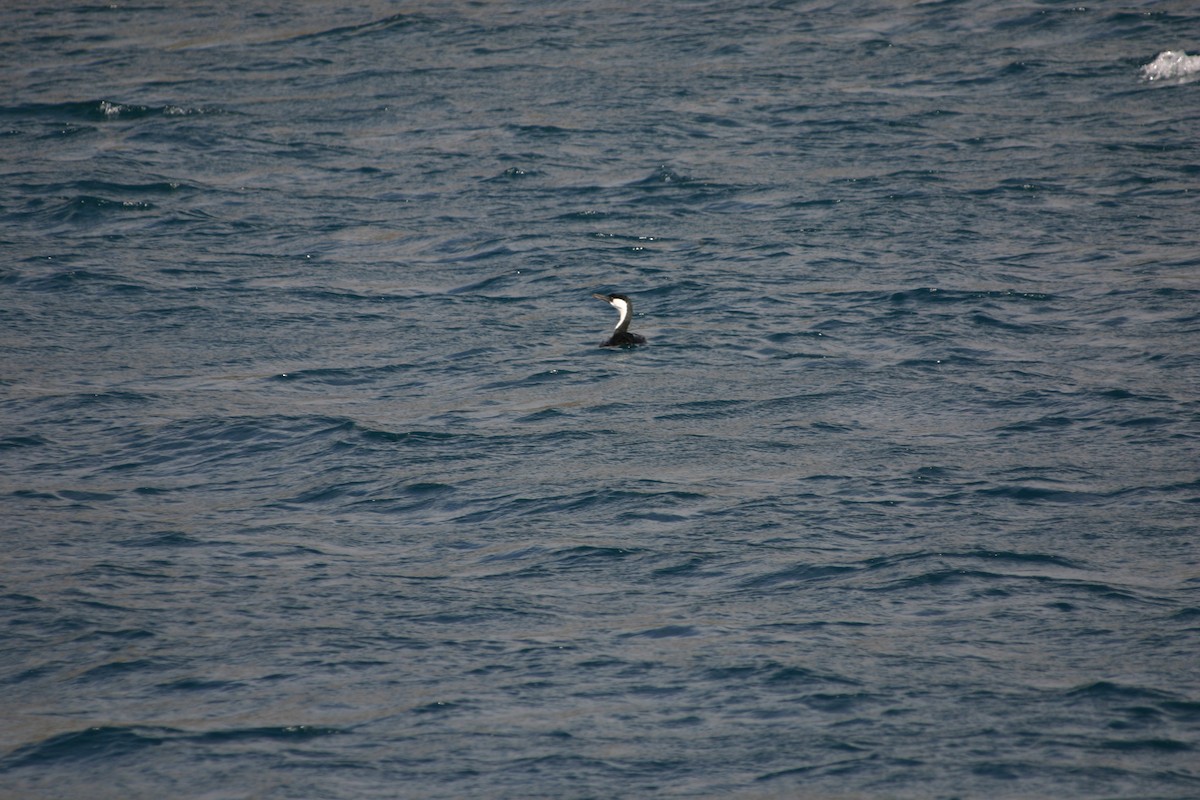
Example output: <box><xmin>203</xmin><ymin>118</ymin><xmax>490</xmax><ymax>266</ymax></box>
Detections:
<box><xmin>1140</xmin><ymin>50</ymin><xmax>1200</xmax><ymax>82</ymax></box>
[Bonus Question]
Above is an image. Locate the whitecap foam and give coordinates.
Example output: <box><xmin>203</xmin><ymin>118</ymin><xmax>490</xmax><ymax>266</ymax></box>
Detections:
<box><xmin>1140</xmin><ymin>50</ymin><xmax>1200</xmax><ymax>82</ymax></box>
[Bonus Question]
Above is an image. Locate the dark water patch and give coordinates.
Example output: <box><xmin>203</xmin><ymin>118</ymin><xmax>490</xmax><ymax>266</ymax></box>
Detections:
<box><xmin>629</xmin><ymin>165</ymin><xmax>692</xmax><ymax>187</ymax></box>
<box><xmin>411</xmin><ymin>699</ymin><xmax>468</xmax><ymax>715</ymax></box>
<box><xmin>1</xmin><ymin>593</ymin><xmax>43</xmax><ymax>606</ymax></box>
<box><xmin>464</xmin><ymin>544</ymin><xmax>647</xmax><ymax>581</ymax></box>
<box><xmin>654</xmin><ymin>398</ymin><xmax>747</xmax><ymax>421</ymax></box>
<box><xmin>1112</xmin><ymin>415</ymin><xmax>1174</xmax><ymax>429</ymax></box>
<box><xmin>407</xmin><ymin>604</ymin><xmax>547</xmax><ymax>627</ymax></box>
<box><xmin>0</xmin><ymin>727</ymin><xmax>164</xmax><ymax>769</ymax></box>
<box><xmin>970</xmin><ymin>311</ymin><xmax>1034</xmax><ymax>331</ymax></box>
<box><xmin>479</xmin><ymin>368</ymin><xmax>577</xmax><ymax>391</ymax></box>
<box><xmin>450</xmin><ymin>486</ymin><xmax>707</xmax><ymax>526</ymax></box>
<box><xmin>1162</xmin><ymin>700</ymin><xmax>1200</xmax><ymax>721</ymax></box>
<box><xmin>444</xmin><ymin>271</ymin><xmax>517</xmax><ymax>293</ymax></box>
<box><xmin>128</xmin><ymin>304</ymin><xmax>215</xmax><ymax>327</ymax></box>
<box><xmin>494</xmin><ymin>752</ymin><xmax>633</xmax><ymax>782</ymax></box>
<box><xmin>1166</xmin><ymin>607</ymin><xmax>1200</xmax><ymax>623</ymax></box>
<box><xmin>99</xmin><ymin>414</ymin><xmax>358</xmax><ymax>480</ymax></box>
<box><xmin>853</xmin><ymin>550</ymin><xmax>1091</xmax><ymax>595</ymax></box>
<box><xmin>552</xmin><ymin>545</ymin><xmax>641</xmax><ymax>567</ymax></box>
<box><xmin>355</xmin><ymin>427</ymin><xmax>458</xmax><ymax>445</ymax></box>
<box><xmin>75</xmin><ymin>626</ymin><xmax>155</xmax><ymax>643</ymax></box>
<box><xmin>765</xmin><ymin>330</ymin><xmax>828</xmax><ymax>344</ymax></box>
<box><xmin>802</xmin><ymin>692</ymin><xmax>875</xmax><ymax>713</ymax></box>
<box><xmin>283</xmin><ymin>12</ymin><xmax>432</xmax><ymax>44</ymax></box>
<box><xmin>755</xmin><ymin>754</ymin><xmax>881</xmax><ymax>783</ymax></box>
<box><xmin>650</xmin><ymin>555</ymin><xmax>727</xmax><ymax>580</ymax></box>
<box><xmin>955</xmin><ymin>550</ymin><xmax>1081</xmax><ymax>569</ymax></box>
<box><xmin>701</xmin><ymin>661</ymin><xmax>860</xmax><ymax>691</ymax></box>
<box><xmin>1</xmin><ymin>664</ymin><xmax>60</xmax><ymax>687</ymax></box>
<box><xmin>272</xmin><ymin>478</ymin><xmax>373</xmax><ymax>506</ymax></box>
<box><xmin>271</xmin><ymin>363</ymin><xmax>413</xmax><ymax>386</ymax></box>
<box><xmin>973</xmin><ymin>484</ymin><xmax>1103</xmax><ymax>504</ymax></box>
<box><xmin>8</xmin><ymin>489</ymin><xmax>59</xmax><ymax>501</ymax></box>
<box><xmin>17</xmin><ymin>266</ymin><xmax>151</xmax><ymax>295</ymax></box>
<box><xmin>52</xmin><ymin>389</ymin><xmax>160</xmax><ymax>415</ymax></box>
<box><xmin>476</xmin><ymin>545</ymin><xmax>550</xmax><ymax>564</ymax></box>
<box><xmin>193</xmin><ymin>725</ymin><xmax>345</xmax><ymax>743</ymax></box>
<box><xmin>0</xmin><ymin>435</ymin><xmax>49</xmax><ymax>450</ymax></box>
<box><xmin>1064</xmin><ymin>681</ymin><xmax>1177</xmax><ymax>703</ymax></box>
<box><xmin>74</xmin><ymin>561</ymin><xmax>176</xmax><ymax>585</ymax></box>
<box><xmin>620</xmin><ymin>624</ymin><xmax>700</xmax><ymax>639</ymax></box>
<box><xmin>515</xmin><ymin>407</ymin><xmax>571</xmax><ymax>423</ymax></box>
<box><xmin>0</xmin><ymin>724</ymin><xmax>346</xmax><ymax>772</ymax></box>
<box><xmin>74</xmin><ymin>658</ymin><xmax>173</xmax><ymax>683</ymax></box>
<box><xmin>158</xmin><ymin>677</ymin><xmax>245</xmax><ymax>692</ymax></box>
<box><xmin>343</xmin><ymin>481</ymin><xmax>456</xmax><ymax>513</ymax></box>
<box><xmin>118</xmin><ymin>530</ymin><xmax>205</xmax><ymax>548</ymax></box>
<box><xmin>55</xmin><ymin>489</ymin><xmax>119</xmax><ymax>503</ymax></box>
<box><xmin>872</xmin><ymin>567</ymin><xmax>1005</xmax><ymax>591</ymax></box>
<box><xmin>33</xmin><ymin>178</ymin><xmax>188</xmax><ymax>197</ymax></box>
<box><xmin>1096</xmin><ymin>387</ymin><xmax>1173</xmax><ymax>403</ymax></box>
<box><xmin>483</xmin><ymin>165</ymin><xmax>542</xmax><ymax>182</ymax></box>
<box><xmin>436</xmin><ymin>245</ymin><xmax>517</xmax><ymax>265</ymax></box>
<box><xmin>1100</xmin><ymin>737</ymin><xmax>1192</xmax><ymax>753</ymax></box>
<box><xmin>895</xmin><ymin>352</ymin><xmax>989</xmax><ymax>370</ymax></box>
<box><xmin>888</xmin><ymin>287</ymin><xmax>1054</xmax><ymax>306</ymax></box>
<box><xmin>0</xmin><ymin>100</ymin><xmax>209</xmax><ymax>124</ymax></box>
<box><xmin>754</xmin><ymin>620</ymin><xmax>874</xmax><ymax>635</ymax></box>
<box><xmin>738</xmin><ymin>562</ymin><xmax>857</xmax><ymax>589</ymax></box>
<box><xmin>503</xmin><ymin>122</ymin><xmax>578</xmax><ymax>140</ymax></box>
<box><xmin>1052</xmin><ymin>581</ymin><xmax>1152</xmax><ymax>613</ymax></box>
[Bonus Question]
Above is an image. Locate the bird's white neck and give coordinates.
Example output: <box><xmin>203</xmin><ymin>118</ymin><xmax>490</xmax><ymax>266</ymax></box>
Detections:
<box><xmin>610</xmin><ymin>297</ymin><xmax>631</xmax><ymax>333</ymax></box>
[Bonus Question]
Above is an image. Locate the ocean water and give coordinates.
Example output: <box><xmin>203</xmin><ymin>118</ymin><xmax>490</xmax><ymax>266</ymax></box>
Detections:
<box><xmin>2</xmin><ymin>1</ymin><xmax>1199</xmax><ymax>798</ymax></box>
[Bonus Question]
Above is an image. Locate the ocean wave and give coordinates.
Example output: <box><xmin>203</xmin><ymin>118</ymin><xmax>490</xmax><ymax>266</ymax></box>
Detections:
<box><xmin>0</xmin><ymin>99</ymin><xmax>223</xmax><ymax>123</ymax></box>
<box><xmin>0</xmin><ymin>724</ymin><xmax>344</xmax><ymax>771</ymax></box>
<box><xmin>31</xmin><ymin>195</ymin><xmax>157</xmax><ymax>226</ymax></box>
<box><xmin>281</xmin><ymin>12</ymin><xmax>431</xmax><ymax>44</ymax></box>
<box><xmin>1140</xmin><ymin>50</ymin><xmax>1200</xmax><ymax>83</ymax></box>
<box><xmin>5</xmin><ymin>2</ymin><xmax>1199</xmax><ymax>797</ymax></box>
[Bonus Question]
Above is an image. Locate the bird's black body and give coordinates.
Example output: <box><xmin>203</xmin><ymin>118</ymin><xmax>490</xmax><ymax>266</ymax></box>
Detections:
<box><xmin>604</xmin><ymin>329</ymin><xmax>647</xmax><ymax>347</ymax></box>
<box><xmin>593</xmin><ymin>293</ymin><xmax>646</xmax><ymax>347</ymax></box>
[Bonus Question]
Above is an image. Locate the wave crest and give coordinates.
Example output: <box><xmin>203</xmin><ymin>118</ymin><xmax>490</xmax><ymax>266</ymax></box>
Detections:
<box><xmin>1140</xmin><ymin>50</ymin><xmax>1200</xmax><ymax>82</ymax></box>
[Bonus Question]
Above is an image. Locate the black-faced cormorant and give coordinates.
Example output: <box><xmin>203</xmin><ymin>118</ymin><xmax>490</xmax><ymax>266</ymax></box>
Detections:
<box><xmin>593</xmin><ymin>292</ymin><xmax>647</xmax><ymax>347</ymax></box>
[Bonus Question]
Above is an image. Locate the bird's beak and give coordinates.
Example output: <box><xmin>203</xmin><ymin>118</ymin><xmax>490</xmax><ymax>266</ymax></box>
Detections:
<box><xmin>592</xmin><ymin>293</ymin><xmax>611</xmax><ymax>302</ymax></box>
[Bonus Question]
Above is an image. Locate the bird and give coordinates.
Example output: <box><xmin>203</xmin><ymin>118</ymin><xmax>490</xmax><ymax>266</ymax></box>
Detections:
<box><xmin>593</xmin><ymin>292</ymin><xmax>647</xmax><ymax>347</ymax></box>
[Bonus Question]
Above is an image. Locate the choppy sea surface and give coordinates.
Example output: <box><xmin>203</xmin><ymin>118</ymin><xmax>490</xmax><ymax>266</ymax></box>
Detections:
<box><xmin>3</xmin><ymin>2</ymin><xmax>1200</xmax><ymax>798</ymax></box>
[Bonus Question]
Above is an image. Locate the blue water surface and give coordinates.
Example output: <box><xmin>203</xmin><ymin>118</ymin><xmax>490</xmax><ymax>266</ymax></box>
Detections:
<box><xmin>3</xmin><ymin>2</ymin><xmax>1200</xmax><ymax>798</ymax></box>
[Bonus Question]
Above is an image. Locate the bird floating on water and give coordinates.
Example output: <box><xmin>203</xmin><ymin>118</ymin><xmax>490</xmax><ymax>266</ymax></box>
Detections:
<box><xmin>593</xmin><ymin>292</ymin><xmax>647</xmax><ymax>347</ymax></box>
